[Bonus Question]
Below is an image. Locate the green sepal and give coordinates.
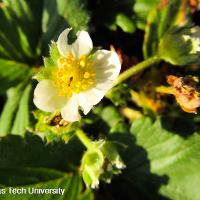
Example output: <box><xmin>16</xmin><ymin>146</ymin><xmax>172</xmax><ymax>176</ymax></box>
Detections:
<box><xmin>43</xmin><ymin>42</ymin><xmax>60</xmax><ymax>67</ymax></box>
<box><xmin>32</xmin><ymin>110</ymin><xmax>78</xmax><ymax>143</ymax></box>
<box><xmin>49</xmin><ymin>42</ymin><xmax>60</xmax><ymax>64</ymax></box>
<box><xmin>100</xmin><ymin>141</ymin><xmax>126</xmax><ymax>183</ymax></box>
<box><xmin>80</xmin><ymin>140</ymin><xmax>125</xmax><ymax>188</ymax></box>
<box><xmin>81</xmin><ymin>148</ymin><xmax>104</xmax><ymax>188</ymax></box>
<box><xmin>82</xmin><ymin>166</ymin><xmax>95</xmax><ymax>188</ymax></box>
<box><xmin>35</xmin><ymin>42</ymin><xmax>60</xmax><ymax>80</ymax></box>
<box><xmin>102</xmin><ymin>142</ymin><xmax>125</xmax><ymax>169</ymax></box>
<box><xmin>43</xmin><ymin>57</ymin><xmax>55</xmax><ymax>68</ymax></box>
<box><xmin>33</xmin><ymin>66</ymin><xmax>55</xmax><ymax>81</ymax></box>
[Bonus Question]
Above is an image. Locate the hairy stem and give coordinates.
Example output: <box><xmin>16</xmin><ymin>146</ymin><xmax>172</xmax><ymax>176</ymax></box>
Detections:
<box><xmin>75</xmin><ymin>129</ymin><xmax>94</xmax><ymax>149</ymax></box>
<box><xmin>114</xmin><ymin>56</ymin><xmax>160</xmax><ymax>85</ymax></box>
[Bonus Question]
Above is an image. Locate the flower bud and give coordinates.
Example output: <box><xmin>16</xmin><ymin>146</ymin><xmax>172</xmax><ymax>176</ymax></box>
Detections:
<box><xmin>81</xmin><ymin>148</ymin><xmax>104</xmax><ymax>189</ymax></box>
<box><xmin>80</xmin><ymin>140</ymin><xmax>125</xmax><ymax>188</ymax></box>
<box><xmin>158</xmin><ymin>26</ymin><xmax>200</xmax><ymax>66</ymax></box>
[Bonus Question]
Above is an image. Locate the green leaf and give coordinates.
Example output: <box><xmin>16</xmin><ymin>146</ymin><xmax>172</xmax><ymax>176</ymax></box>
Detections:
<box><xmin>0</xmin><ymin>167</ymin><xmax>65</xmax><ymax>186</ymax></box>
<box><xmin>0</xmin><ymin>133</ymin><xmax>84</xmax><ymax>170</ymax></box>
<box><xmin>127</xmin><ymin>117</ymin><xmax>200</xmax><ymax>199</ymax></box>
<box><xmin>42</xmin><ymin>0</ymin><xmax>90</xmax><ymax>50</ymax></box>
<box><xmin>0</xmin><ymin>0</ymin><xmax>43</xmax><ymax>62</ymax></box>
<box><xmin>0</xmin><ymin>59</ymin><xmax>33</xmax><ymax>137</ymax></box>
<box><xmin>11</xmin><ymin>84</ymin><xmax>32</xmax><ymax>136</ymax></box>
<box><xmin>0</xmin><ymin>59</ymin><xmax>32</xmax><ymax>94</ymax></box>
<box><xmin>92</xmin><ymin>105</ymin><xmax>129</xmax><ymax>134</ymax></box>
<box><xmin>115</xmin><ymin>13</ymin><xmax>136</xmax><ymax>33</ymax></box>
<box><xmin>0</xmin><ymin>168</ymin><xmax>92</xmax><ymax>200</ymax></box>
<box><xmin>0</xmin><ymin>134</ymin><xmax>92</xmax><ymax>199</ymax></box>
<box><xmin>100</xmin><ymin>106</ymin><xmax>124</xmax><ymax>128</ymax></box>
<box><xmin>143</xmin><ymin>0</ymin><xmax>189</xmax><ymax>58</ymax></box>
<box><xmin>0</xmin><ymin>83</ymin><xmax>24</xmax><ymax>136</ymax></box>
<box><xmin>106</xmin><ymin>84</ymin><xmax>131</xmax><ymax>106</ymax></box>
<box><xmin>87</xmin><ymin>0</ymin><xmax>135</xmax><ymax>33</ymax></box>
<box><xmin>134</xmin><ymin>0</ymin><xmax>160</xmax><ymax>30</ymax></box>
<box><xmin>97</xmin><ymin>117</ymin><xmax>200</xmax><ymax>199</ymax></box>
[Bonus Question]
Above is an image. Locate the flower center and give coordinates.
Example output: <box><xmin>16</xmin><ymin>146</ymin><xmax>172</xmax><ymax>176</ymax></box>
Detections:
<box><xmin>53</xmin><ymin>54</ymin><xmax>96</xmax><ymax>98</ymax></box>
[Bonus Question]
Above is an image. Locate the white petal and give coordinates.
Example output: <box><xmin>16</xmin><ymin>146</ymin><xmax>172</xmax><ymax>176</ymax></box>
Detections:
<box><xmin>61</xmin><ymin>94</ymin><xmax>81</xmax><ymax>122</ymax></box>
<box><xmin>78</xmin><ymin>79</ymin><xmax>114</xmax><ymax>115</ymax></box>
<box><xmin>57</xmin><ymin>28</ymin><xmax>72</xmax><ymax>57</ymax></box>
<box><xmin>71</xmin><ymin>30</ymin><xmax>93</xmax><ymax>58</ymax></box>
<box><xmin>95</xmin><ymin>79</ymin><xmax>114</xmax><ymax>92</ymax></box>
<box><xmin>78</xmin><ymin>88</ymin><xmax>107</xmax><ymax>115</ymax></box>
<box><xmin>57</xmin><ymin>29</ymin><xmax>93</xmax><ymax>58</ymax></box>
<box><xmin>92</xmin><ymin>50</ymin><xmax>121</xmax><ymax>81</ymax></box>
<box><xmin>33</xmin><ymin>80</ymin><xmax>67</xmax><ymax>112</ymax></box>
<box><xmin>78</xmin><ymin>93</ymin><xmax>95</xmax><ymax>115</ymax></box>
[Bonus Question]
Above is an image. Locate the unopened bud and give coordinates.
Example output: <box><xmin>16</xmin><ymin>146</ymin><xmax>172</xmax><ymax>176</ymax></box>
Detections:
<box><xmin>158</xmin><ymin>26</ymin><xmax>200</xmax><ymax>66</ymax></box>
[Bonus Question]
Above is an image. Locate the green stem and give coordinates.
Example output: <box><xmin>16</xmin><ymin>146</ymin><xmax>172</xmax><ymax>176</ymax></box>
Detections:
<box><xmin>114</xmin><ymin>56</ymin><xmax>160</xmax><ymax>85</ymax></box>
<box><xmin>75</xmin><ymin>129</ymin><xmax>94</xmax><ymax>149</ymax></box>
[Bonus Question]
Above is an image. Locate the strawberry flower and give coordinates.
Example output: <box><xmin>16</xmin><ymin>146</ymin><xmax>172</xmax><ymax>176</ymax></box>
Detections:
<box><xmin>33</xmin><ymin>28</ymin><xmax>121</xmax><ymax>122</ymax></box>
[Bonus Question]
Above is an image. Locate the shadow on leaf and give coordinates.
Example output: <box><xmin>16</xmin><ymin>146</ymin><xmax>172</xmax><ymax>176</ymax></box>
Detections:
<box><xmin>160</xmin><ymin>116</ymin><xmax>197</xmax><ymax>138</ymax></box>
<box><xmin>96</xmin><ymin>132</ymin><xmax>169</xmax><ymax>200</ymax></box>
<box><xmin>0</xmin><ymin>133</ymin><xmax>84</xmax><ymax>172</ymax></box>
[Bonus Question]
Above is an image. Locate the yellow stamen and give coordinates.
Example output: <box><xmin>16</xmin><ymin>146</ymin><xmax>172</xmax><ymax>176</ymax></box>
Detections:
<box><xmin>58</xmin><ymin>58</ymin><xmax>66</xmax><ymax>64</ymax></box>
<box><xmin>80</xmin><ymin>55</ymin><xmax>87</xmax><ymax>67</ymax></box>
<box><xmin>84</xmin><ymin>72</ymin><xmax>91</xmax><ymax>79</ymax></box>
<box><xmin>52</xmin><ymin>54</ymin><xmax>96</xmax><ymax>98</ymax></box>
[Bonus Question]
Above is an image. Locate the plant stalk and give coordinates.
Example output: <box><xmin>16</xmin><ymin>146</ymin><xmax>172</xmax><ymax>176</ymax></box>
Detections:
<box><xmin>75</xmin><ymin>129</ymin><xmax>93</xmax><ymax>149</ymax></box>
<box><xmin>114</xmin><ymin>56</ymin><xmax>160</xmax><ymax>85</ymax></box>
